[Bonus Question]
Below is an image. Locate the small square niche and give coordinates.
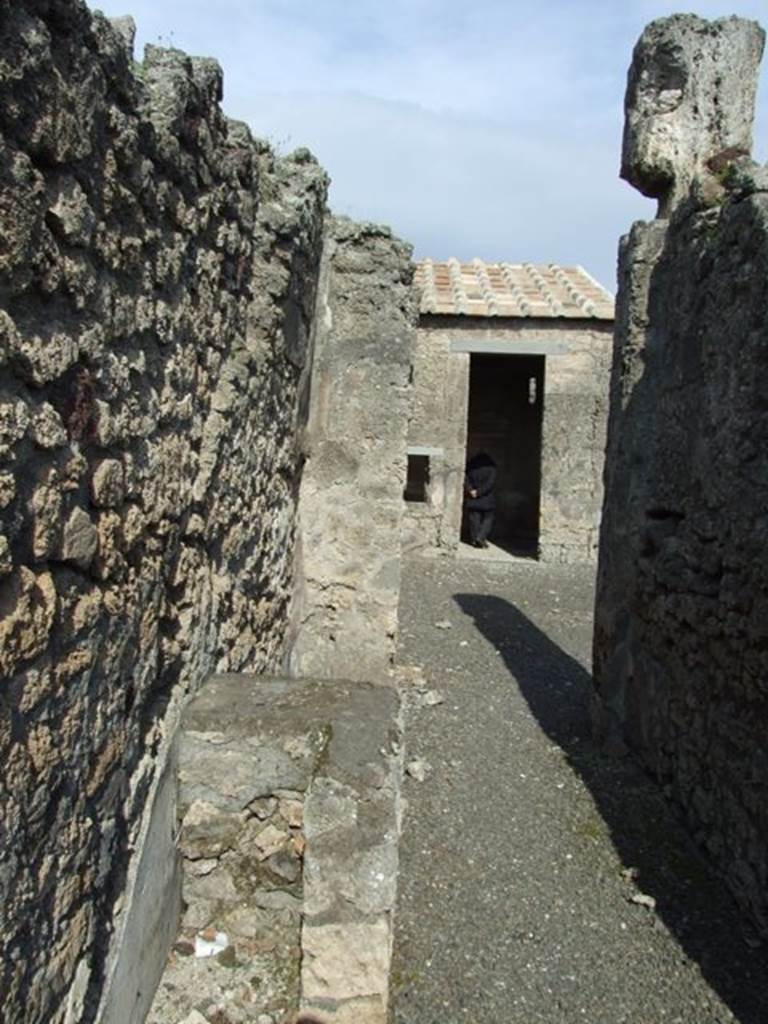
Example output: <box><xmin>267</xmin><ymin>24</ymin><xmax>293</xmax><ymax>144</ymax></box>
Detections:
<box><xmin>404</xmin><ymin>453</ymin><xmax>430</xmax><ymax>503</ymax></box>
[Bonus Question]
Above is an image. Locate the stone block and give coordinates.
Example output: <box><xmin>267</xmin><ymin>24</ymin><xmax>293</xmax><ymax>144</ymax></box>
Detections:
<box><xmin>301</xmin><ymin>918</ymin><xmax>391</xmax><ymax>1003</ymax></box>
<box><xmin>622</xmin><ymin>15</ymin><xmax>764</xmax><ymax>214</ymax></box>
<box><xmin>59</xmin><ymin>506</ymin><xmax>98</xmax><ymax>569</ymax></box>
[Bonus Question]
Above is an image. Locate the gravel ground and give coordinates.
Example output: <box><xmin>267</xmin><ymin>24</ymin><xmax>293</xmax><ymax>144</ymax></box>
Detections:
<box><xmin>391</xmin><ymin>556</ymin><xmax>768</xmax><ymax>1024</ymax></box>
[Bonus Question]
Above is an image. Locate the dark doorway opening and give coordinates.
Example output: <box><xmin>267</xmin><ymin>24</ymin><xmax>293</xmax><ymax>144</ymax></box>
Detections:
<box><xmin>404</xmin><ymin>453</ymin><xmax>430</xmax><ymax>503</ymax></box>
<box><xmin>464</xmin><ymin>353</ymin><xmax>544</xmax><ymax>556</ymax></box>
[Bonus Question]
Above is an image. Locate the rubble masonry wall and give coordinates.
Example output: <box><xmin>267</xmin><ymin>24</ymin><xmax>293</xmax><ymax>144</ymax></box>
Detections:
<box><xmin>0</xmin><ymin>2</ymin><xmax>327</xmax><ymax>1021</ymax></box>
<box><xmin>594</xmin><ymin>187</ymin><xmax>768</xmax><ymax>932</ymax></box>
<box><xmin>594</xmin><ymin>13</ymin><xmax>768</xmax><ymax>935</ymax></box>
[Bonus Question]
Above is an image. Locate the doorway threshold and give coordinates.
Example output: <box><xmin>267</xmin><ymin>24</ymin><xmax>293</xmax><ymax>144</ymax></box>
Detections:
<box><xmin>456</xmin><ymin>540</ymin><xmax>539</xmax><ymax>564</ymax></box>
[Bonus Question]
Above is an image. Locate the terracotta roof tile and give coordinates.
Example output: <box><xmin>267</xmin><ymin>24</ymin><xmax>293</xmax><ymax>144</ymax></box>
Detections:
<box><xmin>415</xmin><ymin>259</ymin><xmax>614</xmax><ymax>320</ymax></box>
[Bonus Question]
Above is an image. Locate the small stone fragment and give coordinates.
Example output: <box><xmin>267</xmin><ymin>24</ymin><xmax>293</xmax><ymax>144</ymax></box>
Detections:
<box><xmin>91</xmin><ymin>458</ymin><xmax>124</xmax><ymax>507</ymax></box>
<box><xmin>47</xmin><ymin>177</ymin><xmax>96</xmax><ymax>245</ymax></box>
<box><xmin>406</xmin><ymin>758</ymin><xmax>431</xmax><ymax>782</ymax></box>
<box><xmin>420</xmin><ymin>689</ymin><xmax>444</xmax><ymax>707</ymax></box>
<box><xmin>266</xmin><ymin>848</ymin><xmax>301</xmax><ymax>883</ymax></box>
<box><xmin>178</xmin><ymin>1011</ymin><xmax>210</xmax><ymax>1024</ymax></box>
<box><xmin>179</xmin><ymin>802</ymin><xmax>241</xmax><ymax>860</ymax></box>
<box><xmin>254</xmin><ymin>823</ymin><xmax>288</xmax><ymax>861</ymax></box>
<box><xmin>433</xmin><ymin>619</ymin><xmax>452</xmax><ymax>630</ymax></box>
<box><xmin>31</xmin><ymin>403</ymin><xmax>67</xmax><ymax>448</ymax></box>
<box><xmin>217</xmin><ymin>944</ymin><xmax>238</xmax><ymax>968</ymax></box>
<box><xmin>279</xmin><ymin>798</ymin><xmax>303</xmax><ymax>828</ymax></box>
<box><xmin>394</xmin><ymin>663</ymin><xmax>427</xmax><ymax>688</ymax></box>
<box><xmin>292</xmin><ymin>834</ymin><xmax>306</xmax><ymax>858</ymax></box>
<box><xmin>0</xmin><ymin>534</ymin><xmax>11</xmax><ymax>575</ymax></box>
<box><xmin>248</xmin><ymin>797</ymin><xmax>278</xmax><ymax>820</ymax></box>
<box><xmin>0</xmin><ymin>471</ymin><xmax>15</xmax><ymax>508</ymax></box>
<box><xmin>186</xmin><ymin>858</ymin><xmax>218</xmax><ymax>878</ymax></box>
<box><xmin>251</xmin><ymin>938</ymin><xmax>278</xmax><ymax>955</ymax></box>
<box><xmin>60</xmin><ymin>506</ymin><xmax>98</xmax><ymax>569</ymax></box>
<box><xmin>628</xmin><ymin>892</ymin><xmax>657</xmax><ymax>911</ymax></box>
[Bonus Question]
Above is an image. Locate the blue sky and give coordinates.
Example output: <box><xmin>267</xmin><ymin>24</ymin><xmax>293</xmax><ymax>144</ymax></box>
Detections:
<box><xmin>91</xmin><ymin>1</ymin><xmax>767</xmax><ymax>291</ymax></box>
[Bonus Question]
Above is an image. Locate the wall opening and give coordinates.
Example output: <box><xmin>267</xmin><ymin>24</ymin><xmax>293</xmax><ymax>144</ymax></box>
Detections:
<box><xmin>404</xmin><ymin>453</ymin><xmax>430</xmax><ymax>502</ymax></box>
<box><xmin>464</xmin><ymin>353</ymin><xmax>545</xmax><ymax>556</ymax></box>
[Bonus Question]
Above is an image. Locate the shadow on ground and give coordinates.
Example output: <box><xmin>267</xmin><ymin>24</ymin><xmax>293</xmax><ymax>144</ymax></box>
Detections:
<box><xmin>454</xmin><ymin>591</ymin><xmax>768</xmax><ymax>1024</ymax></box>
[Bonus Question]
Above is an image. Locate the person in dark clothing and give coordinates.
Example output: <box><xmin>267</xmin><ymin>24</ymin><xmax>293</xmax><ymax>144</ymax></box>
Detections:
<box><xmin>464</xmin><ymin>452</ymin><xmax>497</xmax><ymax>548</ymax></box>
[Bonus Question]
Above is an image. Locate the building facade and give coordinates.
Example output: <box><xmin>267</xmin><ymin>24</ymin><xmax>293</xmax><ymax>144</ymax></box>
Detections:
<box><xmin>403</xmin><ymin>258</ymin><xmax>615</xmax><ymax>563</ymax></box>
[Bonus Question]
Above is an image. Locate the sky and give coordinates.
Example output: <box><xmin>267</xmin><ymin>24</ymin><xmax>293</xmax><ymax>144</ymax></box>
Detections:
<box><xmin>91</xmin><ymin>1</ymin><xmax>768</xmax><ymax>293</ymax></box>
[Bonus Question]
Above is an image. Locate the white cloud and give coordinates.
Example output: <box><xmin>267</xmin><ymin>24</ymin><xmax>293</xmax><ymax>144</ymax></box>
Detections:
<box><xmin>91</xmin><ymin>0</ymin><xmax>768</xmax><ymax>291</ymax></box>
<box><xmin>235</xmin><ymin>90</ymin><xmax>647</xmax><ymax>290</ymax></box>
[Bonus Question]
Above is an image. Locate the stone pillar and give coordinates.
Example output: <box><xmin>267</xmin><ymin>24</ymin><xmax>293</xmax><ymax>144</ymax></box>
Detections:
<box><xmin>621</xmin><ymin>14</ymin><xmax>764</xmax><ymax>216</ymax></box>
<box><xmin>290</xmin><ymin>218</ymin><xmax>417</xmax><ymax>683</ymax></box>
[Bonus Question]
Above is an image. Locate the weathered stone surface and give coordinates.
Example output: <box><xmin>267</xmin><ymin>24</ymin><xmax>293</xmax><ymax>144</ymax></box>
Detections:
<box><xmin>59</xmin><ymin>506</ymin><xmax>98</xmax><ymax>568</ymax></box>
<box><xmin>0</xmin><ymin>4</ymin><xmax>328</xmax><ymax>1022</ymax></box>
<box><xmin>0</xmin><ymin>567</ymin><xmax>57</xmax><ymax>675</ymax></box>
<box><xmin>98</xmin><ymin>742</ymin><xmax>181</xmax><ymax>1024</ymax></box>
<box><xmin>149</xmin><ymin>674</ymin><xmax>403</xmax><ymax>1024</ymax></box>
<box><xmin>302</xmin><ymin>917</ymin><xmax>391</xmax><ymax>1005</ymax></box>
<box><xmin>595</xmin><ymin>14</ymin><xmax>768</xmax><ymax>937</ymax></box>
<box><xmin>622</xmin><ymin>14</ymin><xmax>765</xmax><ymax>215</ymax></box>
<box><xmin>90</xmin><ymin>459</ymin><xmax>124</xmax><ymax>508</ymax></box>
<box><xmin>290</xmin><ymin>218</ymin><xmax>417</xmax><ymax>682</ymax></box>
<box><xmin>178</xmin><ymin>801</ymin><xmax>243</xmax><ymax>860</ymax></box>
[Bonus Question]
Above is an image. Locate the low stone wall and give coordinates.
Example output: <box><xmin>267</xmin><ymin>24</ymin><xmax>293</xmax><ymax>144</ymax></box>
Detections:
<box><xmin>0</xmin><ymin>4</ymin><xmax>326</xmax><ymax>1021</ymax></box>
<box><xmin>290</xmin><ymin>218</ymin><xmax>417</xmax><ymax>683</ymax></box>
<box><xmin>148</xmin><ymin>674</ymin><xmax>403</xmax><ymax>1024</ymax></box>
<box><xmin>594</xmin><ymin>14</ymin><xmax>768</xmax><ymax>934</ymax></box>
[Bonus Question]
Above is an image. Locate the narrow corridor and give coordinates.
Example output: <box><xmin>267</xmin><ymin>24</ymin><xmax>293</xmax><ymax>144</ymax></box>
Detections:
<box><xmin>391</xmin><ymin>557</ymin><xmax>768</xmax><ymax>1024</ymax></box>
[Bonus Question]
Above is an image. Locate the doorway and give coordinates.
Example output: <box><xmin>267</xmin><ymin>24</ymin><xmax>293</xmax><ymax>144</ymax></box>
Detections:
<box><xmin>464</xmin><ymin>353</ymin><xmax>544</xmax><ymax>556</ymax></box>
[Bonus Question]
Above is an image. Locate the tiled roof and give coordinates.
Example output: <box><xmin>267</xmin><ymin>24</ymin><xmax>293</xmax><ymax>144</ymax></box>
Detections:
<box><xmin>415</xmin><ymin>258</ymin><xmax>614</xmax><ymax>320</ymax></box>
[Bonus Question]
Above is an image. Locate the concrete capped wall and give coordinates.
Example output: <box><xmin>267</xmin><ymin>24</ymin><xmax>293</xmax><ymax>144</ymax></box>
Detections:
<box><xmin>404</xmin><ymin>317</ymin><xmax>613</xmax><ymax>562</ymax></box>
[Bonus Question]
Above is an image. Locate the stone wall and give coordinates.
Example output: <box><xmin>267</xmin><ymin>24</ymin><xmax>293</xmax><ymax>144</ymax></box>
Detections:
<box><xmin>404</xmin><ymin>317</ymin><xmax>613</xmax><ymax>562</ymax></box>
<box><xmin>148</xmin><ymin>674</ymin><xmax>403</xmax><ymax>1024</ymax></box>
<box><xmin>0</xmin><ymin>3</ymin><xmax>327</xmax><ymax>1021</ymax></box>
<box><xmin>593</xmin><ymin>14</ymin><xmax>768</xmax><ymax>933</ymax></box>
<box><xmin>290</xmin><ymin>217</ymin><xmax>417</xmax><ymax>683</ymax></box>
<box><xmin>402</xmin><ymin>322</ymin><xmax>470</xmax><ymax>553</ymax></box>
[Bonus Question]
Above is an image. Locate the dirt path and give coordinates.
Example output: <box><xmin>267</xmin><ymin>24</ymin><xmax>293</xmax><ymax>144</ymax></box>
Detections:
<box><xmin>391</xmin><ymin>556</ymin><xmax>768</xmax><ymax>1024</ymax></box>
